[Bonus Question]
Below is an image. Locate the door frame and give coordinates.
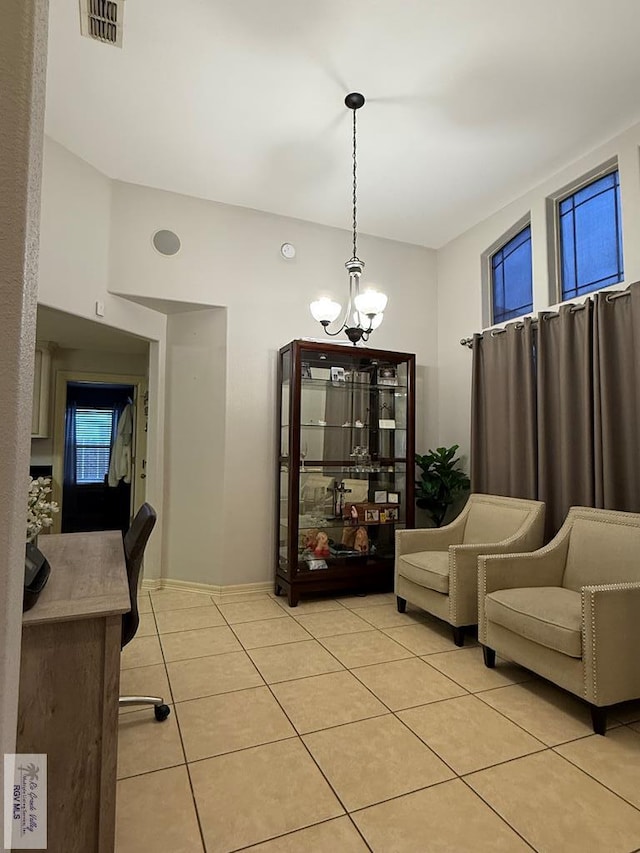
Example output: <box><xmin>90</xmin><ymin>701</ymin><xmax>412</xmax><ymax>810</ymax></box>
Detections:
<box><xmin>51</xmin><ymin>370</ymin><xmax>147</xmax><ymax>534</ymax></box>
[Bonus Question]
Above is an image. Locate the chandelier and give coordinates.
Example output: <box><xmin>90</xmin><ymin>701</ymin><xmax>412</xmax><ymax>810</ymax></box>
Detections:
<box><xmin>310</xmin><ymin>93</ymin><xmax>388</xmax><ymax>345</ymax></box>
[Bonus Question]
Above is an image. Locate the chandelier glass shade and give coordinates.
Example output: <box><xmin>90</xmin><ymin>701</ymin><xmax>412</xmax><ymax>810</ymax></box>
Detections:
<box><xmin>309</xmin><ymin>93</ymin><xmax>388</xmax><ymax>345</ymax></box>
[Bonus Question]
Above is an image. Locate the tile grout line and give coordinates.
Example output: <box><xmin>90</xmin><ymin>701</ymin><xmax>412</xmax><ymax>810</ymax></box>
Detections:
<box><xmin>227</xmin><ymin>617</ymin><xmax>314</xmax><ymax>648</ymax></box>
<box><xmin>259</xmin><ymin>677</ymin><xmax>375</xmax><ymax>853</ymax></box>
<box><xmin>161</xmin><ymin>615</ymin><xmax>209</xmax><ymax>853</ymax></box>
<box><xmin>455</xmin><ymin>741</ymin><xmax>640</xmax><ymax>847</ymax></box>
<box><xmin>226</xmin><ymin>814</ymin><xmax>371</xmax><ymax>853</ymax></box>
<box><xmin>175</xmin><ymin>596</ymin><xmax>302</xmax><ymax>850</ymax></box>
<box><xmin>548</xmin><ymin>744</ymin><xmax>640</xmax><ymax>814</ymax></box>
<box><xmin>241</xmin><ymin>605</ymin><xmax>633</xmax><ymax>849</ymax></box>
<box><xmin>469</xmin><ymin>684</ymin><xmax>616</xmax><ymax>748</ymax></box>
<box><xmin>457</xmin><ymin>775</ymin><xmax>538</xmax><ymax>851</ymax></box>
<box><xmin>141</xmin><ymin>599</ymin><xmax>596</xmax><ymax>755</ymax></box>
<box><xmin>137</xmin><ymin>592</ymin><xmax>455</xmax><ymax>851</ymax></box>
<box><xmin>420</xmin><ymin>661</ymin><xmax>556</xmax><ymax>748</ymax></box>
<box><xmin>414</xmin><ymin>657</ymin><xmax>580</xmax><ymax>748</ymax></box>
<box><xmin>136</xmin><ymin>594</ymin><xmax>640</xmax><ymax>850</ymax></box>
<box><xmin>243</xmin><ymin>606</ymin><xmax>400</xmax><ymax>850</ymax></box>
<box><xmin>244</xmin><ymin>615</ymin><xmax>470</xmax><ymax>849</ymax></box>
<box><xmin>143</xmin><ymin>611</ymin><xmax>632</xmax><ymax>756</ymax></box>
<box><xmin>138</xmin><ymin>593</ymin><xmax>209</xmax><ymax>852</ymax></box>
<box><xmin>170</xmin><ymin>609</ymin><xmax>367</xmax><ymax>853</ymax></box>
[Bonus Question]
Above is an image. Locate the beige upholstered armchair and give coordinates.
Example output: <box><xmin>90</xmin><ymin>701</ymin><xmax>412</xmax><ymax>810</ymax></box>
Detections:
<box><xmin>479</xmin><ymin>507</ymin><xmax>640</xmax><ymax>735</ymax></box>
<box><xmin>395</xmin><ymin>494</ymin><xmax>545</xmax><ymax>646</ymax></box>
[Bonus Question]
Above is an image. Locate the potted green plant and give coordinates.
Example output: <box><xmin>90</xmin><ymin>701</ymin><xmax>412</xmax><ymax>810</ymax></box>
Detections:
<box><xmin>415</xmin><ymin>445</ymin><xmax>470</xmax><ymax>527</ymax></box>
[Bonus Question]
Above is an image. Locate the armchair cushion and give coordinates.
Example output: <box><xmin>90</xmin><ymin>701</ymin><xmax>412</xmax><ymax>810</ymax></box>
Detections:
<box><xmin>463</xmin><ymin>504</ymin><xmax>529</xmax><ymax>545</ymax></box>
<box><xmin>486</xmin><ymin>587</ymin><xmax>582</xmax><ymax>658</ymax></box>
<box><xmin>398</xmin><ymin>551</ymin><xmax>449</xmax><ymax>594</ymax></box>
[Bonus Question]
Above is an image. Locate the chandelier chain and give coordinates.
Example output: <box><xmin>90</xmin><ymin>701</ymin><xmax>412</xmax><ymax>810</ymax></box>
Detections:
<box><xmin>352</xmin><ymin>107</ymin><xmax>358</xmax><ymax>261</ymax></box>
<box><xmin>309</xmin><ymin>93</ymin><xmax>387</xmax><ymax>345</ymax></box>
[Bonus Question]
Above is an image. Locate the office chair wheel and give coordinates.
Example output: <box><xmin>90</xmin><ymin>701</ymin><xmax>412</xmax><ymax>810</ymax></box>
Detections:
<box><xmin>154</xmin><ymin>704</ymin><xmax>171</xmax><ymax>722</ymax></box>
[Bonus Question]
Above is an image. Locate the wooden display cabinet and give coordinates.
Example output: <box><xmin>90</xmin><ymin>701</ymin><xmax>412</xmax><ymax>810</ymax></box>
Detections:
<box><xmin>275</xmin><ymin>339</ymin><xmax>415</xmax><ymax>606</ymax></box>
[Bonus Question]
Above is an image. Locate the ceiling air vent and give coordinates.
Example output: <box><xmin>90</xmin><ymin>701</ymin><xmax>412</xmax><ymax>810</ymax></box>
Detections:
<box><xmin>80</xmin><ymin>0</ymin><xmax>125</xmax><ymax>48</ymax></box>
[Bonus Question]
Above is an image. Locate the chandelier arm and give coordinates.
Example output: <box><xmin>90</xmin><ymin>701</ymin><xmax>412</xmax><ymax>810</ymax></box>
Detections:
<box><xmin>321</xmin><ymin>287</ymin><xmax>353</xmax><ymax>335</ymax></box>
<box><xmin>321</xmin><ymin>323</ymin><xmax>348</xmax><ymax>337</ymax></box>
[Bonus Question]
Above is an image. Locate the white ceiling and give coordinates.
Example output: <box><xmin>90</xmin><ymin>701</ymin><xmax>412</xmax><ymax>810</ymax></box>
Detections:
<box><xmin>45</xmin><ymin>0</ymin><xmax>640</xmax><ymax>248</ymax></box>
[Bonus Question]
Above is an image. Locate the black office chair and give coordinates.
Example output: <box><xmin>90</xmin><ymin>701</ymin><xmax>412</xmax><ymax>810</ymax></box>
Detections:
<box><xmin>119</xmin><ymin>502</ymin><xmax>170</xmax><ymax>722</ymax></box>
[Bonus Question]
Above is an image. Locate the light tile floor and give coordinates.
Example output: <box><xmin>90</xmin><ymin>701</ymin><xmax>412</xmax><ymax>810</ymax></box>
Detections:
<box><xmin>116</xmin><ymin>590</ymin><xmax>640</xmax><ymax>853</ymax></box>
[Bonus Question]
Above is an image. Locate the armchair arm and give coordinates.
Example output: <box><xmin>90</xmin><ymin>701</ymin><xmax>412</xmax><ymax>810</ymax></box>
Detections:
<box><xmin>582</xmin><ymin>582</ymin><xmax>640</xmax><ymax>706</ymax></box>
<box><xmin>395</xmin><ymin>512</ymin><xmax>466</xmax><ymax>556</ymax></box>
<box><xmin>480</xmin><ymin>513</ymin><xmax>572</xmax><ymax>591</ymax></box>
<box><xmin>479</xmin><ymin>546</ymin><xmax>568</xmax><ymax>596</ymax></box>
<box><xmin>477</xmin><ymin>535</ymin><xmax>569</xmax><ymax>643</ymax></box>
<box><xmin>449</xmin><ymin>517</ymin><xmax>549</xmax><ymax>626</ymax></box>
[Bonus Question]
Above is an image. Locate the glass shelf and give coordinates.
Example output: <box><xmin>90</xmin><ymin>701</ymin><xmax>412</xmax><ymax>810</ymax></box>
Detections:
<box><xmin>299</xmin><ymin>378</ymin><xmax>407</xmax><ymax>393</ymax></box>
<box><xmin>280</xmin><ymin>459</ymin><xmax>407</xmax><ymax>470</ymax></box>
<box><xmin>296</xmin><ymin>423</ymin><xmax>406</xmax><ymax>431</ymax></box>
<box><xmin>282</xmin><ymin>520</ymin><xmax>406</xmax><ymax>530</ymax></box>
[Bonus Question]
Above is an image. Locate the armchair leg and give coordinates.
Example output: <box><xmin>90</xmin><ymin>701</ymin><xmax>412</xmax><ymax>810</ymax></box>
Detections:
<box><xmin>396</xmin><ymin>596</ymin><xmax>407</xmax><ymax>613</ymax></box>
<box><xmin>590</xmin><ymin>705</ymin><xmax>608</xmax><ymax>736</ymax></box>
<box><xmin>482</xmin><ymin>645</ymin><xmax>496</xmax><ymax>668</ymax></box>
<box><xmin>452</xmin><ymin>626</ymin><xmax>465</xmax><ymax>647</ymax></box>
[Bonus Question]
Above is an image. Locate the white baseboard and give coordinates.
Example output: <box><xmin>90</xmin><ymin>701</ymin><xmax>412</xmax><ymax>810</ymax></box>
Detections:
<box><xmin>140</xmin><ymin>577</ymin><xmax>273</xmax><ymax>603</ymax></box>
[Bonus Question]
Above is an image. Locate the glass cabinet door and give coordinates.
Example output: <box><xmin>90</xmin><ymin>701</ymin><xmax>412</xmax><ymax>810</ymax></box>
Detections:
<box><xmin>276</xmin><ymin>341</ymin><xmax>415</xmax><ymax>605</ymax></box>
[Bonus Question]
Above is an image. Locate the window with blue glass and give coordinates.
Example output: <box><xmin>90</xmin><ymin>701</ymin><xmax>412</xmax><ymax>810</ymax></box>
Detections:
<box><xmin>559</xmin><ymin>170</ymin><xmax>624</xmax><ymax>300</ymax></box>
<box><xmin>491</xmin><ymin>225</ymin><xmax>533</xmax><ymax>324</ymax></box>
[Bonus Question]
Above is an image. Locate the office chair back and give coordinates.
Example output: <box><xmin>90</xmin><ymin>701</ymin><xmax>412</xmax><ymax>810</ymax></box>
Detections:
<box><xmin>122</xmin><ymin>502</ymin><xmax>157</xmax><ymax>649</ymax></box>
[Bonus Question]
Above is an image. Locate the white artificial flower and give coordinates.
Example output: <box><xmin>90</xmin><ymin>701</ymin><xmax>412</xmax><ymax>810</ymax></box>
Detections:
<box><xmin>26</xmin><ymin>476</ymin><xmax>59</xmax><ymax>542</ymax></box>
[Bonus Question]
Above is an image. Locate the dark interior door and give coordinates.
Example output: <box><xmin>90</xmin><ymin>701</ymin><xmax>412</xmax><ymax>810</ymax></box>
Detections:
<box><xmin>61</xmin><ymin>382</ymin><xmax>134</xmax><ymax>533</ymax></box>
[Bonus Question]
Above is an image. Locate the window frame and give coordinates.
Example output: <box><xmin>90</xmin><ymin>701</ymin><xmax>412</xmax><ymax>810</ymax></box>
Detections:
<box><xmin>550</xmin><ymin>158</ymin><xmax>623</xmax><ymax>304</ymax></box>
<box><xmin>481</xmin><ymin>213</ymin><xmax>533</xmax><ymax>328</ymax></box>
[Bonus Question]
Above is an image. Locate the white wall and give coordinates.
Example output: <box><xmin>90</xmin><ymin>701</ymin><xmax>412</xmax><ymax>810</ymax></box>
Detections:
<box><xmin>38</xmin><ymin>137</ymin><xmax>167</xmax><ymax>577</ymax></box>
<box><xmin>163</xmin><ymin>308</ymin><xmax>227</xmax><ymax>584</ymax></box>
<box><xmin>43</xmin><ymin>118</ymin><xmax>640</xmax><ymax>589</ymax></box>
<box><xmin>39</xmin><ymin>139</ymin><xmax>166</xmax><ymax>341</ymax></box>
<box><xmin>108</xmin><ymin>180</ymin><xmax>438</xmax><ymax>585</ymax></box>
<box><xmin>437</xmin><ymin>120</ymin><xmax>640</xmax><ymax>465</ymax></box>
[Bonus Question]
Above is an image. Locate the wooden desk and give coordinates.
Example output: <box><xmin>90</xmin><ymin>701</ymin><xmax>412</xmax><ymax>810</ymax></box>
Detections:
<box><xmin>16</xmin><ymin>531</ymin><xmax>130</xmax><ymax>853</ymax></box>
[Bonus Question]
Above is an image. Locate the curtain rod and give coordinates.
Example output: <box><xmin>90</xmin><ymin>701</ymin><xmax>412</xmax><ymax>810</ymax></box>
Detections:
<box><xmin>459</xmin><ymin>290</ymin><xmax>630</xmax><ymax>348</ymax></box>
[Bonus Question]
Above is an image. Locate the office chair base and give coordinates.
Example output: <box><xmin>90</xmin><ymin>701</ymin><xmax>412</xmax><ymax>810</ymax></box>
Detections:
<box><xmin>119</xmin><ymin>695</ymin><xmax>171</xmax><ymax>722</ymax></box>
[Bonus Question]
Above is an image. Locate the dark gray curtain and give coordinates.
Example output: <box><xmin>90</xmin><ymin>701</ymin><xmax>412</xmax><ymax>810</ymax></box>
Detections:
<box><xmin>593</xmin><ymin>285</ymin><xmax>640</xmax><ymax>512</ymax></box>
<box><xmin>470</xmin><ymin>282</ymin><xmax>640</xmax><ymax>538</ymax></box>
<box><xmin>470</xmin><ymin>317</ymin><xmax>537</xmax><ymax>499</ymax></box>
<box><xmin>537</xmin><ymin>303</ymin><xmax>595</xmax><ymax>537</ymax></box>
